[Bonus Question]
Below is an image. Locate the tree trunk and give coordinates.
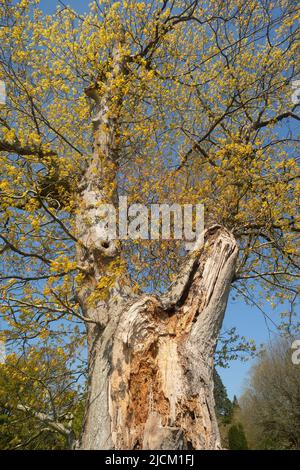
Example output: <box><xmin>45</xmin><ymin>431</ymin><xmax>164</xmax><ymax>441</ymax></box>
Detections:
<box><xmin>79</xmin><ymin>226</ymin><xmax>238</xmax><ymax>449</ymax></box>
<box><xmin>75</xmin><ymin>38</ymin><xmax>238</xmax><ymax>449</ymax></box>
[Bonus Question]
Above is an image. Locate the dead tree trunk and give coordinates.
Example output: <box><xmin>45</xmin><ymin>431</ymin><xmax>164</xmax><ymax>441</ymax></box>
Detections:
<box><xmin>78</xmin><ymin>226</ymin><xmax>238</xmax><ymax>449</ymax></box>
<box><xmin>75</xmin><ymin>40</ymin><xmax>239</xmax><ymax>450</ymax></box>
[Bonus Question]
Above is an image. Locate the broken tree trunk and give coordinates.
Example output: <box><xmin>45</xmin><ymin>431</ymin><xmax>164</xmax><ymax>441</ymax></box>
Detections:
<box><xmin>75</xmin><ymin>36</ymin><xmax>238</xmax><ymax>449</ymax></box>
<box><xmin>79</xmin><ymin>226</ymin><xmax>238</xmax><ymax>449</ymax></box>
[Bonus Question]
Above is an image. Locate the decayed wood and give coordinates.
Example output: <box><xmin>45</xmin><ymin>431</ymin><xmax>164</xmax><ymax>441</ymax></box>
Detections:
<box><xmin>79</xmin><ymin>226</ymin><xmax>238</xmax><ymax>449</ymax></box>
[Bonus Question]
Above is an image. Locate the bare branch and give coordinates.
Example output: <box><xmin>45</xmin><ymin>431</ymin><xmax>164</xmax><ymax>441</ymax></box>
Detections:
<box><xmin>253</xmin><ymin>111</ymin><xmax>300</xmax><ymax>130</ymax></box>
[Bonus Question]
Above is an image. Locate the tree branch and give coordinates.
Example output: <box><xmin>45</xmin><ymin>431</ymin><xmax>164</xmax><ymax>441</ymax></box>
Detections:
<box><xmin>16</xmin><ymin>404</ymin><xmax>77</xmax><ymax>448</ymax></box>
<box><xmin>253</xmin><ymin>111</ymin><xmax>300</xmax><ymax>130</ymax></box>
<box><xmin>0</xmin><ymin>139</ymin><xmax>56</xmax><ymax>158</ymax></box>
<box><xmin>0</xmin><ymin>234</ymin><xmax>51</xmax><ymax>265</ymax></box>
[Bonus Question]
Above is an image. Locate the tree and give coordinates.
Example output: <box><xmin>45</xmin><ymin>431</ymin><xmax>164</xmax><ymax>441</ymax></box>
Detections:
<box><xmin>213</xmin><ymin>368</ymin><xmax>235</xmax><ymax>448</ymax></box>
<box><xmin>232</xmin><ymin>395</ymin><xmax>239</xmax><ymax>409</ymax></box>
<box><xmin>0</xmin><ymin>0</ymin><xmax>299</xmax><ymax>449</ymax></box>
<box><xmin>228</xmin><ymin>423</ymin><xmax>248</xmax><ymax>450</ymax></box>
<box><xmin>213</xmin><ymin>369</ymin><xmax>233</xmax><ymax>424</ymax></box>
<box><xmin>0</xmin><ymin>346</ymin><xmax>84</xmax><ymax>449</ymax></box>
<box><xmin>213</xmin><ymin>372</ymin><xmax>249</xmax><ymax>449</ymax></box>
<box><xmin>240</xmin><ymin>338</ymin><xmax>300</xmax><ymax>450</ymax></box>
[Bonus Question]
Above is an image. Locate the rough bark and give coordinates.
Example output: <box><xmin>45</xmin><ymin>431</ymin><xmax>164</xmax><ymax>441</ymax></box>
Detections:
<box><xmin>75</xmin><ymin>39</ymin><xmax>239</xmax><ymax>450</ymax></box>
<box><xmin>79</xmin><ymin>226</ymin><xmax>238</xmax><ymax>449</ymax></box>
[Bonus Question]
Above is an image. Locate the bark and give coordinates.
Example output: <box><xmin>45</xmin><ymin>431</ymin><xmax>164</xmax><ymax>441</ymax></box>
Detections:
<box><xmin>75</xmin><ymin>39</ymin><xmax>239</xmax><ymax>450</ymax></box>
<box><xmin>79</xmin><ymin>226</ymin><xmax>238</xmax><ymax>450</ymax></box>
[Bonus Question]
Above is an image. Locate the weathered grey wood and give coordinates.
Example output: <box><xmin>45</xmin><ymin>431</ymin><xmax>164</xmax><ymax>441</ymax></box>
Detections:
<box><xmin>79</xmin><ymin>226</ymin><xmax>238</xmax><ymax>449</ymax></box>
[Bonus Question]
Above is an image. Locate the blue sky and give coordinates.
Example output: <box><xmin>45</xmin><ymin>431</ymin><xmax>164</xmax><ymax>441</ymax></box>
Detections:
<box><xmin>219</xmin><ymin>297</ymin><xmax>283</xmax><ymax>398</ymax></box>
<box><xmin>39</xmin><ymin>0</ymin><xmax>86</xmax><ymax>14</ymax></box>
<box><xmin>35</xmin><ymin>0</ymin><xmax>296</xmax><ymax>399</ymax></box>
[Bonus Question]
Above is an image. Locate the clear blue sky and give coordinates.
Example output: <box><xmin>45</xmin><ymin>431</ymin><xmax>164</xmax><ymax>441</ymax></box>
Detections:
<box><xmin>37</xmin><ymin>0</ymin><xmax>294</xmax><ymax>400</ymax></box>
<box><xmin>39</xmin><ymin>0</ymin><xmax>86</xmax><ymax>14</ymax></box>
<box><xmin>218</xmin><ymin>297</ymin><xmax>283</xmax><ymax>398</ymax></box>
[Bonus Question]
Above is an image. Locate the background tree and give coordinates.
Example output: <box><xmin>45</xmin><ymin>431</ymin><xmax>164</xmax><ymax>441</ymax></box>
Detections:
<box><xmin>213</xmin><ymin>368</ymin><xmax>234</xmax><ymax>448</ymax></box>
<box><xmin>213</xmin><ymin>372</ymin><xmax>249</xmax><ymax>449</ymax></box>
<box><xmin>213</xmin><ymin>369</ymin><xmax>234</xmax><ymax>425</ymax></box>
<box><xmin>239</xmin><ymin>338</ymin><xmax>300</xmax><ymax>450</ymax></box>
<box><xmin>0</xmin><ymin>0</ymin><xmax>299</xmax><ymax>449</ymax></box>
<box><xmin>0</xmin><ymin>346</ymin><xmax>84</xmax><ymax>449</ymax></box>
<box><xmin>228</xmin><ymin>423</ymin><xmax>248</xmax><ymax>450</ymax></box>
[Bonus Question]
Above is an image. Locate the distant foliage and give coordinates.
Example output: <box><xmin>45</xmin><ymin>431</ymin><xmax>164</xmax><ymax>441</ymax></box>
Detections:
<box><xmin>228</xmin><ymin>423</ymin><xmax>248</xmax><ymax>450</ymax></box>
<box><xmin>240</xmin><ymin>338</ymin><xmax>300</xmax><ymax>450</ymax></box>
<box><xmin>0</xmin><ymin>347</ymin><xmax>84</xmax><ymax>449</ymax></box>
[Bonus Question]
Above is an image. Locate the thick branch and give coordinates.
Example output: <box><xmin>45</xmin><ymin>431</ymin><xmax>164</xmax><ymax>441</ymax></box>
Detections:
<box><xmin>186</xmin><ymin>227</ymin><xmax>239</xmax><ymax>364</ymax></box>
<box><xmin>253</xmin><ymin>111</ymin><xmax>300</xmax><ymax>130</ymax></box>
<box><xmin>0</xmin><ymin>139</ymin><xmax>56</xmax><ymax>158</ymax></box>
<box><xmin>160</xmin><ymin>224</ymin><xmax>222</xmax><ymax>309</ymax></box>
<box><xmin>16</xmin><ymin>404</ymin><xmax>76</xmax><ymax>448</ymax></box>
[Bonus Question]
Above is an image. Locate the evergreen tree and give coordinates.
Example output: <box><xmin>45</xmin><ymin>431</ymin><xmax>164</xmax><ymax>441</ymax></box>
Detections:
<box><xmin>228</xmin><ymin>423</ymin><xmax>248</xmax><ymax>450</ymax></box>
<box><xmin>232</xmin><ymin>395</ymin><xmax>239</xmax><ymax>408</ymax></box>
<box><xmin>213</xmin><ymin>369</ymin><xmax>233</xmax><ymax>424</ymax></box>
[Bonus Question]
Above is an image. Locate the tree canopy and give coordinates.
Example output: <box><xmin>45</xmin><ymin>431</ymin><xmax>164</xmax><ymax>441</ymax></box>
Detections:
<box><xmin>0</xmin><ymin>0</ymin><xmax>299</xmax><ymax>448</ymax></box>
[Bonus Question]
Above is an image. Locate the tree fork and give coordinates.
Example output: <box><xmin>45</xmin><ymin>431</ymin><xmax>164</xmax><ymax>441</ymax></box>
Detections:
<box><xmin>80</xmin><ymin>226</ymin><xmax>238</xmax><ymax>449</ymax></box>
